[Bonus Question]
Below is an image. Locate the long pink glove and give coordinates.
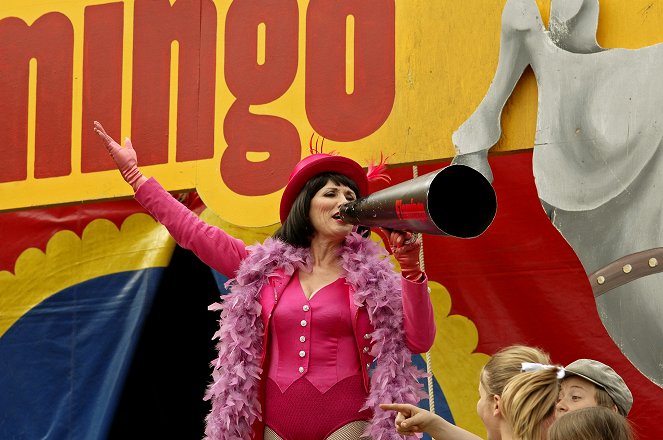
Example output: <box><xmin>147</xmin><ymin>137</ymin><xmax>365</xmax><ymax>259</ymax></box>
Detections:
<box><xmin>386</xmin><ymin>229</ymin><xmax>424</xmax><ymax>282</ymax></box>
<box><xmin>93</xmin><ymin>121</ymin><xmax>147</xmax><ymax>192</ymax></box>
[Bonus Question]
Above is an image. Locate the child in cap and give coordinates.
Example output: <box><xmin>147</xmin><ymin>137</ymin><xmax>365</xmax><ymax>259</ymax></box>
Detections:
<box><xmin>556</xmin><ymin>359</ymin><xmax>633</xmax><ymax>417</ymax></box>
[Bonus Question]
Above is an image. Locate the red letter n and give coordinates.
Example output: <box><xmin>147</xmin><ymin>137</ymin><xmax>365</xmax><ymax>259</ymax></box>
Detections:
<box><xmin>81</xmin><ymin>2</ymin><xmax>124</xmax><ymax>173</ymax></box>
<box><xmin>132</xmin><ymin>0</ymin><xmax>217</xmax><ymax>165</ymax></box>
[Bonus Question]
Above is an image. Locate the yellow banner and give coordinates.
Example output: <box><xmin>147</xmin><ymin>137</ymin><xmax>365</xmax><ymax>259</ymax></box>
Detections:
<box><xmin>1</xmin><ymin>0</ymin><xmax>661</xmax><ymax>226</ymax></box>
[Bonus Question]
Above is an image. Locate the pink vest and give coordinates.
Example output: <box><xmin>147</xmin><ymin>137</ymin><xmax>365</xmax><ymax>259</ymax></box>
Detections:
<box><xmin>267</xmin><ymin>272</ymin><xmax>361</xmax><ymax>393</ymax></box>
<box><xmin>259</xmin><ymin>268</ymin><xmax>376</xmax><ymax>394</ymax></box>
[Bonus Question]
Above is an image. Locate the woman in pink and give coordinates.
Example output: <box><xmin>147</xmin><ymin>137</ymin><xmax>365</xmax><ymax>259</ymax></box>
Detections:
<box><xmin>94</xmin><ymin>122</ymin><xmax>436</xmax><ymax>440</ymax></box>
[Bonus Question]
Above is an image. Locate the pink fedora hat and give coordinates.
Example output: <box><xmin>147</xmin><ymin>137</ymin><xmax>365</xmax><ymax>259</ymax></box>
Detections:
<box><xmin>279</xmin><ymin>153</ymin><xmax>368</xmax><ymax>223</ymax></box>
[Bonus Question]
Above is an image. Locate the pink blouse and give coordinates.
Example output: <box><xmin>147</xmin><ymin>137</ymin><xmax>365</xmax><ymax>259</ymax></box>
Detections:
<box><xmin>266</xmin><ymin>272</ymin><xmax>362</xmax><ymax>394</ymax></box>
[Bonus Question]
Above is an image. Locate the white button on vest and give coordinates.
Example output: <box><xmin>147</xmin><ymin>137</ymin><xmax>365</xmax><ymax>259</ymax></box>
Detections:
<box><xmin>299</xmin><ymin>367</ymin><xmax>304</xmax><ymax>374</ymax></box>
<box><xmin>299</xmin><ymin>350</ymin><xmax>306</xmax><ymax>357</ymax></box>
<box><xmin>363</xmin><ymin>333</ymin><xmax>371</xmax><ymax>340</ymax></box>
<box><xmin>300</xmin><ymin>320</ymin><xmax>307</xmax><ymax>327</ymax></box>
<box><xmin>363</xmin><ymin>347</ymin><xmax>369</xmax><ymax>353</ymax></box>
<box><xmin>300</xmin><ymin>336</ymin><xmax>306</xmax><ymax>343</ymax></box>
<box><xmin>303</xmin><ymin>305</ymin><xmax>310</xmax><ymax>312</ymax></box>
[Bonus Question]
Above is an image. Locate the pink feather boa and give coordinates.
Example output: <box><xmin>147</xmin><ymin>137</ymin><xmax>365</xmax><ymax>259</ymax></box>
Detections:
<box><xmin>204</xmin><ymin>233</ymin><xmax>427</xmax><ymax>439</ymax></box>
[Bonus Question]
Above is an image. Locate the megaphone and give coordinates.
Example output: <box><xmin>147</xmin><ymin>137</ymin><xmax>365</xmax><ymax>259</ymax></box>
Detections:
<box><xmin>340</xmin><ymin>164</ymin><xmax>497</xmax><ymax>238</ymax></box>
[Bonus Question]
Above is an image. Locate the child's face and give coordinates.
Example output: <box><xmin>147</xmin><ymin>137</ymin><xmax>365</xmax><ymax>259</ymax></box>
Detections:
<box><xmin>476</xmin><ymin>380</ymin><xmax>500</xmax><ymax>440</ymax></box>
<box><xmin>555</xmin><ymin>376</ymin><xmax>598</xmax><ymax>416</ymax></box>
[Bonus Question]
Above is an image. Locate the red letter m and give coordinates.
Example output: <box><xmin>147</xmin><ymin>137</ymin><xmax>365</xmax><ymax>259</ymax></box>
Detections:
<box><xmin>0</xmin><ymin>13</ymin><xmax>73</xmax><ymax>182</ymax></box>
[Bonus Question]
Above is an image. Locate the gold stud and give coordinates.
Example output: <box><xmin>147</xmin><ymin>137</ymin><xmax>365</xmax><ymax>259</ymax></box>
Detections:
<box><xmin>649</xmin><ymin>258</ymin><xmax>658</xmax><ymax>268</ymax></box>
<box><xmin>597</xmin><ymin>276</ymin><xmax>605</xmax><ymax>285</ymax></box>
<box><xmin>622</xmin><ymin>264</ymin><xmax>632</xmax><ymax>274</ymax></box>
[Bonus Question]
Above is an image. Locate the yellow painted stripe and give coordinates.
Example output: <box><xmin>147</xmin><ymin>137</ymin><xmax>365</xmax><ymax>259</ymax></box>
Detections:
<box><xmin>345</xmin><ymin>14</ymin><xmax>355</xmax><ymax>95</ymax></box>
<box><xmin>257</xmin><ymin>22</ymin><xmax>266</xmax><ymax>66</ymax></box>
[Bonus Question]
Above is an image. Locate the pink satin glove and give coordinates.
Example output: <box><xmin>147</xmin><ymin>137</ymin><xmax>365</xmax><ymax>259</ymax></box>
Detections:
<box><xmin>93</xmin><ymin>121</ymin><xmax>146</xmax><ymax>192</ymax></box>
<box><xmin>385</xmin><ymin>229</ymin><xmax>424</xmax><ymax>282</ymax></box>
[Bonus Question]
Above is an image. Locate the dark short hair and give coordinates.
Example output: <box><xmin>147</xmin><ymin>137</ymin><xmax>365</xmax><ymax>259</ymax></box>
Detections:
<box><xmin>273</xmin><ymin>172</ymin><xmax>360</xmax><ymax>247</ymax></box>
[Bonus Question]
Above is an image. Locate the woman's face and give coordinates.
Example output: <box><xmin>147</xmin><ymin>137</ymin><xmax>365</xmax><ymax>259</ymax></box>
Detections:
<box><xmin>555</xmin><ymin>376</ymin><xmax>598</xmax><ymax>416</ymax></box>
<box><xmin>477</xmin><ymin>380</ymin><xmax>501</xmax><ymax>440</ymax></box>
<box><xmin>309</xmin><ymin>179</ymin><xmax>357</xmax><ymax>241</ymax></box>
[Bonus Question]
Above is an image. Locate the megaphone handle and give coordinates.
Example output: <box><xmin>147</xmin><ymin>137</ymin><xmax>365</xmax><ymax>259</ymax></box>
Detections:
<box><xmin>376</xmin><ymin>227</ymin><xmax>418</xmax><ymax>253</ymax></box>
<box><xmin>383</xmin><ymin>228</ymin><xmax>418</xmax><ymax>248</ymax></box>
<box><xmin>404</xmin><ymin>232</ymin><xmax>421</xmax><ymax>245</ymax></box>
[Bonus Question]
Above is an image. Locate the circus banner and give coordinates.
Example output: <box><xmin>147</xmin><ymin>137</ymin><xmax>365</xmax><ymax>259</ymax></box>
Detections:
<box><xmin>1</xmin><ymin>0</ymin><xmax>662</xmax><ymax>439</ymax></box>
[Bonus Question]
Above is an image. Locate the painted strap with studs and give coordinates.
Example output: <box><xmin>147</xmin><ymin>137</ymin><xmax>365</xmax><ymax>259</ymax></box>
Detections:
<box><xmin>589</xmin><ymin>248</ymin><xmax>663</xmax><ymax>298</ymax></box>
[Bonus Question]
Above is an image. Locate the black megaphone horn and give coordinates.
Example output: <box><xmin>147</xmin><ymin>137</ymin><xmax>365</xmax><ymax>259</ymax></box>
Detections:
<box><xmin>339</xmin><ymin>164</ymin><xmax>497</xmax><ymax>238</ymax></box>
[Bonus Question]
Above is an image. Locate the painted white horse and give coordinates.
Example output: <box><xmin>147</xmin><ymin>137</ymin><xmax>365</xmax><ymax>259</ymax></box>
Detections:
<box><xmin>452</xmin><ymin>0</ymin><xmax>663</xmax><ymax>386</ymax></box>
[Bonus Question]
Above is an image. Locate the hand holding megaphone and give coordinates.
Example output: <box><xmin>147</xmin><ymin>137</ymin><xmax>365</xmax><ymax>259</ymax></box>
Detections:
<box><xmin>383</xmin><ymin>228</ymin><xmax>424</xmax><ymax>282</ymax></box>
<box><xmin>340</xmin><ymin>164</ymin><xmax>497</xmax><ymax>238</ymax></box>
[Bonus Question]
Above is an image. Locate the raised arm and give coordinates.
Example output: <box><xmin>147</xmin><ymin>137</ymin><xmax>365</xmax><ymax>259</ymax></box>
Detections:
<box><xmin>94</xmin><ymin>121</ymin><xmax>247</xmax><ymax>277</ymax></box>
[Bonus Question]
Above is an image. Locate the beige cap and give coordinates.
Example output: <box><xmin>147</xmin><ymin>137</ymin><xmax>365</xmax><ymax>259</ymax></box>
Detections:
<box><xmin>565</xmin><ymin>359</ymin><xmax>633</xmax><ymax>416</ymax></box>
